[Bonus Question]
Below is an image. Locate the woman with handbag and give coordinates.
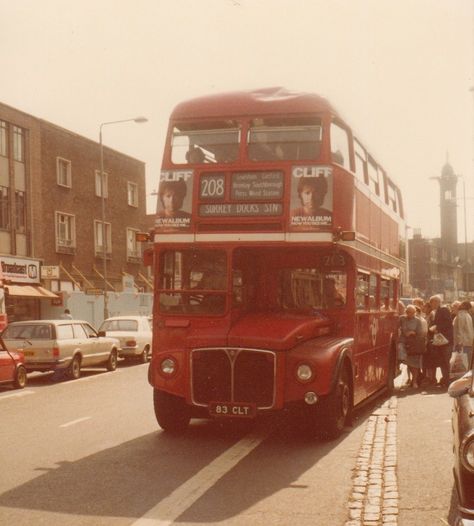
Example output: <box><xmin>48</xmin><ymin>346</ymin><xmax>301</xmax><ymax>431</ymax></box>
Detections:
<box><xmin>428</xmin><ymin>295</ymin><xmax>454</xmax><ymax>387</ymax></box>
<box><xmin>399</xmin><ymin>304</ymin><xmax>424</xmax><ymax>388</ymax></box>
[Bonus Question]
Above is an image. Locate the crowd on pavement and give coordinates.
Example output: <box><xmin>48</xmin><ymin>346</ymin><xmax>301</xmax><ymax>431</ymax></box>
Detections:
<box><xmin>398</xmin><ymin>295</ymin><xmax>473</xmax><ymax>389</ymax></box>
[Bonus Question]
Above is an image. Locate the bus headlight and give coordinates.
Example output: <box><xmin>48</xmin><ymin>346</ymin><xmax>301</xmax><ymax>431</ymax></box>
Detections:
<box><xmin>296</xmin><ymin>364</ymin><xmax>313</xmax><ymax>382</ymax></box>
<box><xmin>462</xmin><ymin>435</ymin><xmax>474</xmax><ymax>471</ymax></box>
<box><xmin>160</xmin><ymin>358</ymin><xmax>177</xmax><ymax>375</ymax></box>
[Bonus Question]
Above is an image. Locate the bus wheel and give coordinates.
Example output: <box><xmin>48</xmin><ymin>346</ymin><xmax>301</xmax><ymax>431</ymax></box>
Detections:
<box><xmin>386</xmin><ymin>349</ymin><xmax>396</xmax><ymax>394</ymax></box>
<box><xmin>153</xmin><ymin>389</ymin><xmax>190</xmax><ymax>433</ymax></box>
<box><xmin>319</xmin><ymin>366</ymin><xmax>352</xmax><ymax>439</ymax></box>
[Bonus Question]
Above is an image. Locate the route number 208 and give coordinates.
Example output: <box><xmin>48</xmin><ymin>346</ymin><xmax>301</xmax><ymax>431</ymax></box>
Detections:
<box><xmin>200</xmin><ymin>175</ymin><xmax>225</xmax><ymax>199</ymax></box>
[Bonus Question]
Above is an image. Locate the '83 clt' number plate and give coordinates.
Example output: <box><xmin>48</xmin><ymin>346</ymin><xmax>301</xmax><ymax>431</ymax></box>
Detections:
<box><xmin>209</xmin><ymin>402</ymin><xmax>256</xmax><ymax>418</ymax></box>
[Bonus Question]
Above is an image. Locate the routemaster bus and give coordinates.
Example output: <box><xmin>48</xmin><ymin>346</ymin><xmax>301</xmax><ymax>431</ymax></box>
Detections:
<box><xmin>147</xmin><ymin>87</ymin><xmax>405</xmax><ymax>438</ymax></box>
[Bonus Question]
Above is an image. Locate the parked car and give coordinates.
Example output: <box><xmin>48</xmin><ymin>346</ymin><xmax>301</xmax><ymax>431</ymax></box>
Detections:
<box><xmin>0</xmin><ymin>335</ymin><xmax>27</xmax><ymax>389</ymax></box>
<box><xmin>449</xmin><ymin>371</ymin><xmax>474</xmax><ymax>525</ymax></box>
<box><xmin>98</xmin><ymin>316</ymin><xmax>152</xmax><ymax>363</ymax></box>
<box><xmin>1</xmin><ymin>320</ymin><xmax>119</xmax><ymax>380</ymax></box>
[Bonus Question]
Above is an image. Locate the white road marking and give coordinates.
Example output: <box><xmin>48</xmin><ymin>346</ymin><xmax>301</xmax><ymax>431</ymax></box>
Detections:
<box><xmin>59</xmin><ymin>416</ymin><xmax>91</xmax><ymax>428</ymax></box>
<box><xmin>0</xmin><ymin>389</ymin><xmax>35</xmax><ymax>400</ymax></box>
<box><xmin>132</xmin><ymin>430</ymin><xmax>268</xmax><ymax>526</ymax></box>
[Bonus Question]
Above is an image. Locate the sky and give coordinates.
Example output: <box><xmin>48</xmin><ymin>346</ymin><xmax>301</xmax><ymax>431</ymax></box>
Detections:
<box><xmin>0</xmin><ymin>0</ymin><xmax>473</xmax><ymax>240</ymax></box>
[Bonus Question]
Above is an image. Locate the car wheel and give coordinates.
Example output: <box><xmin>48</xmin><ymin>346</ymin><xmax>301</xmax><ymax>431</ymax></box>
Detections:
<box><xmin>13</xmin><ymin>365</ymin><xmax>27</xmax><ymax>389</ymax></box>
<box><xmin>106</xmin><ymin>349</ymin><xmax>118</xmax><ymax>371</ymax></box>
<box><xmin>68</xmin><ymin>355</ymin><xmax>81</xmax><ymax>380</ymax></box>
<box><xmin>140</xmin><ymin>346</ymin><xmax>150</xmax><ymax>364</ymax></box>
<box><xmin>153</xmin><ymin>389</ymin><xmax>190</xmax><ymax>433</ymax></box>
<box><xmin>318</xmin><ymin>365</ymin><xmax>352</xmax><ymax>439</ymax></box>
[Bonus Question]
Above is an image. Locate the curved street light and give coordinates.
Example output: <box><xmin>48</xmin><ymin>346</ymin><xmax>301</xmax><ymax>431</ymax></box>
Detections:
<box><xmin>100</xmin><ymin>116</ymin><xmax>148</xmax><ymax>320</ymax></box>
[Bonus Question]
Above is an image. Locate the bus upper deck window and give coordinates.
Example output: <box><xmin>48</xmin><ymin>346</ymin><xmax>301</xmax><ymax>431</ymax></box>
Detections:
<box><xmin>171</xmin><ymin>121</ymin><xmax>240</xmax><ymax>165</ymax></box>
<box><xmin>330</xmin><ymin>122</ymin><xmax>350</xmax><ymax>170</ymax></box>
<box><xmin>248</xmin><ymin>117</ymin><xmax>322</xmax><ymax>161</ymax></box>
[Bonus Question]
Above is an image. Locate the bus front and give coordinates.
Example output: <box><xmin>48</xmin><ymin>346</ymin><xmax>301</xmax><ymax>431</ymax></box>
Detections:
<box><xmin>149</xmin><ymin>89</ymin><xmax>361</xmax><ymax>438</ymax></box>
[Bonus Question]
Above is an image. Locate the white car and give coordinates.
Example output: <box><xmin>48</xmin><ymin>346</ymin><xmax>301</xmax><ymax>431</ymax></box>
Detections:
<box><xmin>98</xmin><ymin>316</ymin><xmax>152</xmax><ymax>363</ymax></box>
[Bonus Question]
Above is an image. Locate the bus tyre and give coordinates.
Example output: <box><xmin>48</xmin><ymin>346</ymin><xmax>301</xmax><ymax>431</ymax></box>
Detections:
<box><xmin>386</xmin><ymin>348</ymin><xmax>396</xmax><ymax>394</ymax></box>
<box><xmin>319</xmin><ymin>366</ymin><xmax>352</xmax><ymax>439</ymax></box>
<box><xmin>153</xmin><ymin>389</ymin><xmax>190</xmax><ymax>433</ymax></box>
<box><xmin>106</xmin><ymin>349</ymin><xmax>118</xmax><ymax>371</ymax></box>
<box><xmin>68</xmin><ymin>355</ymin><xmax>81</xmax><ymax>380</ymax></box>
<box><xmin>14</xmin><ymin>365</ymin><xmax>27</xmax><ymax>389</ymax></box>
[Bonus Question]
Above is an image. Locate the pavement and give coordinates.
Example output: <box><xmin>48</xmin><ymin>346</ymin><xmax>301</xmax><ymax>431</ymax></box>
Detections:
<box><xmin>345</xmin><ymin>366</ymin><xmax>456</xmax><ymax>525</ymax></box>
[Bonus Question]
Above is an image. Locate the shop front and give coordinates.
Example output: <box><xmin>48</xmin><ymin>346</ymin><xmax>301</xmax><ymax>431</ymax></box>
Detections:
<box><xmin>0</xmin><ymin>256</ymin><xmax>57</xmax><ymax>323</ymax></box>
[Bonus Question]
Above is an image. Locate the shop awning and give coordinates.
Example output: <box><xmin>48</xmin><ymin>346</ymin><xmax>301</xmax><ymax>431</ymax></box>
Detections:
<box><xmin>6</xmin><ymin>285</ymin><xmax>59</xmax><ymax>299</ymax></box>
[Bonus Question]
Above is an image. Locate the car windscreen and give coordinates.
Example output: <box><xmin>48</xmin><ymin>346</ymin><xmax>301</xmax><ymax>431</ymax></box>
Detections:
<box><xmin>100</xmin><ymin>319</ymin><xmax>139</xmax><ymax>332</ymax></box>
<box><xmin>2</xmin><ymin>324</ymin><xmax>52</xmax><ymax>340</ymax></box>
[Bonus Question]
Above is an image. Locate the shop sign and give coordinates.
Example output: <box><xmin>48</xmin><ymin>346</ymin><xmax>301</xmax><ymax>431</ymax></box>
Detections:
<box><xmin>41</xmin><ymin>266</ymin><xmax>60</xmax><ymax>279</ymax></box>
<box><xmin>0</xmin><ymin>256</ymin><xmax>40</xmax><ymax>284</ymax></box>
<box><xmin>51</xmin><ymin>291</ymin><xmax>64</xmax><ymax>307</ymax></box>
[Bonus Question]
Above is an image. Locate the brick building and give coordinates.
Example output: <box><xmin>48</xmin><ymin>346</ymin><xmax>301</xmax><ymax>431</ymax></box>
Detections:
<box><xmin>0</xmin><ymin>101</ymin><xmax>152</xmax><ymax>322</ymax></box>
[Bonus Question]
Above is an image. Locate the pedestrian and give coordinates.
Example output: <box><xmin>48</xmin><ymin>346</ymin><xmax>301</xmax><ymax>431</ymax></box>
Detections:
<box><xmin>420</xmin><ymin>300</ymin><xmax>436</xmax><ymax>385</ymax></box>
<box><xmin>61</xmin><ymin>308</ymin><xmax>73</xmax><ymax>319</ymax></box>
<box><xmin>453</xmin><ymin>300</ymin><xmax>474</xmax><ymax>366</ymax></box>
<box><xmin>451</xmin><ymin>300</ymin><xmax>461</xmax><ymax>321</ymax></box>
<box><xmin>398</xmin><ymin>304</ymin><xmax>424</xmax><ymax>388</ymax></box>
<box><xmin>428</xmin><ymin>295</ymin><xmax>453</xmax><ymax>387</ymax></box>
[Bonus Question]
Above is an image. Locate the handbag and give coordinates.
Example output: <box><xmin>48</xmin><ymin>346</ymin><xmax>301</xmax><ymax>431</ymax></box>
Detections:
<box><xmin>432</xmin><ymin>332</ymin><xmax>449</xmax><ymax>346</ymax></box>
<box><xmin>405</xmin><ymin>334</ymin><xmax>426</xmax><ymax>355</ymax></box>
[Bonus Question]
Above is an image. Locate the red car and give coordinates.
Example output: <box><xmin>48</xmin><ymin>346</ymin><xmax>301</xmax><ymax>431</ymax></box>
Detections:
<box><xmin>0</xmin><ymin>335</ymin><xmax>27</xmax><ymax>389</ymax></box>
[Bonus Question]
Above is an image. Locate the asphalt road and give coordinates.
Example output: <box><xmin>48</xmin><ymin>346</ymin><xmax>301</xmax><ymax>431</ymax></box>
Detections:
<box><xmin>0</xmin><ymin>363</ymin><xmax>458</xmax><ymax>525</ymax></box>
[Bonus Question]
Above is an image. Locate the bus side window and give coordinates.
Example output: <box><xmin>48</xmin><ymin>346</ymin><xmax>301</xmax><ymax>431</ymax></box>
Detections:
<box><xmin>369</xmin><ymin>274</ymin><xmax>379</xmax><ymax>310</ymax></box>
<box><xmin>356</xmin><ymin>272</ymin><xmax>370</xmax><ymax>310</ymax></box>
<box><xmin>380</xmin><ymin>279</ymin><xmax>390</xmax><ymax>309</ymax></box>
<box><xmin>330</xmin><ymin>121</ymin><xmax>350</xmax><ymax>170</ymax></box>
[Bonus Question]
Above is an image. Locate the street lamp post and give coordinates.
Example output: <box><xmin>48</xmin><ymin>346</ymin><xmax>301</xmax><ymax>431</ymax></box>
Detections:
<box><xmin>99</xmin><ymin>116</ymin><xmax>148</xmax><ymax>321</ymax></box>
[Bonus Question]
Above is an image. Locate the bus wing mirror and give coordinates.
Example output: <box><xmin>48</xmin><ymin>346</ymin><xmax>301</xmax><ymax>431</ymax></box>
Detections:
<box><xmin>333</xmin><ymin>230</ymin><xmax>356</xmax><ymax>242</ymax></box>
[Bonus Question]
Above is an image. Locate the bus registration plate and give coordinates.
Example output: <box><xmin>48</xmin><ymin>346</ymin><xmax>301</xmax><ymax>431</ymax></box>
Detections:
<box><xmin>209</xmin><ymin>402</ymin><xmax>256</xmax><ymax>418</ymax></box>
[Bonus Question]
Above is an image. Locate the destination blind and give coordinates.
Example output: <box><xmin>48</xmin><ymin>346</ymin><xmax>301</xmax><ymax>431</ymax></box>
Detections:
<box><xmin>199</xmin><ymin>171</ymin><xmax>283</xmax><ymax>217</ymax></box>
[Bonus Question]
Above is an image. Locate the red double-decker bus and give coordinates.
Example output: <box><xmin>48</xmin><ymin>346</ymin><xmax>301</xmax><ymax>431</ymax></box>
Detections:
<box><xmin>147</xmin><ymin>87</ymin><xmax>405</xmax><ymax>438</ymax></box>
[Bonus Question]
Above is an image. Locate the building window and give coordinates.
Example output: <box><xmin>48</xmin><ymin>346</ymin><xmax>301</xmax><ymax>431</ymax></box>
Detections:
<box><xmin>0</xmin><ymin>186</ymin><xmax>9</xmax><ymax>229</ymax></box>
<box><xmin>15</xmin><ymin>191</ymin><xmax>26</xmax><ymax>231</ymax></box>
<box><xmin>126</xmin><ymin>227</ymin><xmax>141</xmax><ymax>259</ymax></box>
<box><xmin>127</xmin><ymin>182</ymin><xmax>138</xmax><ymax>207</ymax></box>
<box><xmin>55</xmin><ymin>212</ymin><xmax>76</xmax><ymax>252</ymax></box>
<box><xmin>12</xmin><ymin>126</ymin><xmax>24</xmax><ymax>162</ymax></box>
<box><xmin>95</xmin><ymin>170</ymin><xmax>108</xmax><ymax>198</ymax></box>
<box><xmin>94</xmin><ymin>220</ymin><xmax>112</xmax><ymax>256</ymax></box>
<box><xmin>0</xmin><ymin>121</ymin><xmax>7</xmax><ymax>157</ymax></box>
<box><xmin>57</xmin><ymin>158</ymin><xmax>72</xmax><ymax>187</ymax></box>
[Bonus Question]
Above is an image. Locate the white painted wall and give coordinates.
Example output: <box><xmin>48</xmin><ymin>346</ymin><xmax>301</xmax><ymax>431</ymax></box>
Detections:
<box><xmin>41</xmin><ymin>291</ymin><xmax>153</xmax><ymax>328</ymax></box>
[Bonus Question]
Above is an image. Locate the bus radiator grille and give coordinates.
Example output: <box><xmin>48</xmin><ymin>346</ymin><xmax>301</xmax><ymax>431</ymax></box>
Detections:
<box><xmin>191</xmin><ymin>348</ymin><xmax>275</xmax><ymax>408</ymax></box>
